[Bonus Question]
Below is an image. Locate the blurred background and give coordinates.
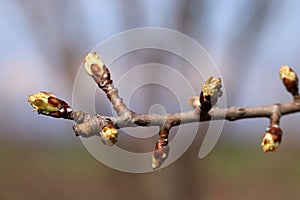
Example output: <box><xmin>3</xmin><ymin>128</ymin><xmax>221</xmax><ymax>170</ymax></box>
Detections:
<box><xmin>1</xmin><ymin>0</ymin><xmax>300</xmax><ymax>199</ymax></box>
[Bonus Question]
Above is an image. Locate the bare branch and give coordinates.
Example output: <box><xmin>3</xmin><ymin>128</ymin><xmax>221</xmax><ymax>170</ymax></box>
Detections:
<box><xmin>28</xmin><ymin>52</ymin><xmax>300</xmax><ymax>170</ymax></box>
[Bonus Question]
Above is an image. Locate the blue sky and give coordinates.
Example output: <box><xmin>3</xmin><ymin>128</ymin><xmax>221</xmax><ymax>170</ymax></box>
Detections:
<box><xmin>1</xmin><ymin>0</ymin><xmax>300</xmax><ymax>142</ymax></box>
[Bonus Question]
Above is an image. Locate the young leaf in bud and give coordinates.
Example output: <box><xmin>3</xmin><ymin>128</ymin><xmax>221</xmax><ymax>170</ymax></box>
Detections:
<box><xmin>83</xmin><ymin>52</ymin><xmax>105</xmax><ymax>76</ymax></box>
<box><xmin>152</xmin><ymin>139</ymin><xmax>169</xmax><ymax>170</ymax></box>
<box><xmin>100</xmin><ymin>124</ymin><xmax>118</xmax><ymax>146</ymax></box>
<box><xmin>28</xmin><ymin>92</ymin><xmax>71</xmax><ymax>118</ymax></box>
<box><xmin>279</xmin><ymin>65</ymin><xmax>299</xmax><ymax>96</ymax></box>
<box><xmin>200</xmin><ymin>77</ymin><xmax>222</xmax><ymax>112</ymax></box>
<box><xmin>261</xmin><ymin>125</ymin><xmax>282</xmax><ymax>153</ymax></box>
<box><xmin>83</xmin><ymin>52</ymin><xmax>112</xmax><ymax>91</ymax></box>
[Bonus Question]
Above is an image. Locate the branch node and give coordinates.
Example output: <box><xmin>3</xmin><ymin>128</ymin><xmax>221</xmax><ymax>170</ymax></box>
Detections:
<box><xmin>28</xmin><ymin>55</ymin><xmax>300</xmax><ymax>170</ymax></box>
<box><xmin>72</xmin><ymin>115</ymin><xmax>101</xmax><ymax>138</ymax></box>
<box><xmin>133</xmin><ymin>114</ymin><xmax>151</xmax><ymax>126</ymax></box>
<box><xmin>270</xmin><ymin>105</ymin><xmax>281</xmax><ymax>125</ymax></box>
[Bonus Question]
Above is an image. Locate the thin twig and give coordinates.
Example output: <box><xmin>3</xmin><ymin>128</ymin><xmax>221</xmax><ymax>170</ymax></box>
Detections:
<box><xmin>27</xmin><ymin>53</ymin><xmax>300</xmax><ymax>170</ymax></box>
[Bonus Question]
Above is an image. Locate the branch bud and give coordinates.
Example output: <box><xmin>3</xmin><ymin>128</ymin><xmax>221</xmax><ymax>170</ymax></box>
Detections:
<box><xmin>28</xmin><ymin>92</ymin><xmax>71</xmax><ymax>118</ymax></box>
<box><xmin>83</xmin><ymin>52</ymin><xmax>105</xmax><ymax>76</ymax></box>
<box><xmin>261</xmin><ymin>125</ymin><xmax>282</xmax><ymax>152</ymax></box>
<box><xmin>200</xmin><ymin>77</ymin><xmax>222</xmax><ymax>112</ymax></box>
<box><xmin>152</xmin><ymin>139</ymin><xmax>169</xmax><ymax>170</ymax></box>
<box><xmin>83</xmin><ymin>52</ymin><xmax>112</xmax><ymax>91</ymax></box>
<box><xmin>279</xmin><ymin>65</ymin><xmax>299</xmax><ymax>96</ymax></box>
<box><xmin>100</xmin><ymin>124</ymin><xmax>118</xmax><ymax>146</ymax></box>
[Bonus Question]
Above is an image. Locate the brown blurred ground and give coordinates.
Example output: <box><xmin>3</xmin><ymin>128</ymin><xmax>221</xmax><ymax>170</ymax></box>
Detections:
<box><xmin>1</xmin><ymin>138</ymin><xmax>300</xmax><ymax>200</ymax></box>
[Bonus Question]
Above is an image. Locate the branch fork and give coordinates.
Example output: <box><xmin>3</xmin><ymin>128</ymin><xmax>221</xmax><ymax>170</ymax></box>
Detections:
<box><xmin>28</xmin><ymin>52</ymin><xmax>300</xmax><ymax>170</ymax></box>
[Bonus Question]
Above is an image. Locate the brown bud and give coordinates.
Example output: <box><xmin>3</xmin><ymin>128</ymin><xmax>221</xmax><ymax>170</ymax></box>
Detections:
<box><xmin>152</xmin><ymin>139</ymin><xmax>169</xmax><ymax>170</ymax></box>
<box><xmin>261</xmin><ymin>125</ymin><xmax>282</xmax><ymax>152</ymax></box>
<box><xmin>279</xmin><ymin>65</ymin><xmax>299</xmax><ymax>96</ymax></box>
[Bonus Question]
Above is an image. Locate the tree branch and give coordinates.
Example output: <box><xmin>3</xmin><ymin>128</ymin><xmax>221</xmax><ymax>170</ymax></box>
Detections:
<box><xmin>28</xmin><ymin>53</ymin><xmax>300</xmax><ymax>170</ymax></box>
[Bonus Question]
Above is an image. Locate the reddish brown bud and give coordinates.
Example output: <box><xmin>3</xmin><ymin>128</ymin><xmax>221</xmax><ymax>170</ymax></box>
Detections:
<box><xmin>279</xmin><ymin>65</ymin><xmax>299</xmax><ymax>96</ymax></box>
<box><xmin>152</xmin><ymin>139</ymin><xmax>169</xmax><ymax>170</ymax></box>
<box><xmin>261</xmin><ymin>125</ymin><xmax>282</xmax><ymax>152</ymax></box>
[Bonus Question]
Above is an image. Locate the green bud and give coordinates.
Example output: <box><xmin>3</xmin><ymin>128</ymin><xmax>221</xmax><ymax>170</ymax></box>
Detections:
<box><xmin>83</xmin><ymin>52</ymin><xmax>105</xmax><ymax>76</ymax></box>
<box><xmin>28</xmin><ymin>92</ymin><xmax>71</xmax><ymax>118</ymax></box>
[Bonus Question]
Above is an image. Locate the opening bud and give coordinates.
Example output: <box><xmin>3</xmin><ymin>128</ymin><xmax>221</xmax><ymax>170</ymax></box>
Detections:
<box><xmin>261</xmin><ymin>125</ymin><xmax>282</xmax><ymax>152</ymax></box>
<box><xmin>83</xmin><ymin>52</ymin><xmax>105</xmax><ymax>76</ymax></box>
<box><xmin>200</xmin><ymin>77</ymin><xmax>222</xmax><ymax>112</ymax></box>
<box><xmin>152</xmin><ymin>139</ymin><xmax>169</xmax><ymax>170</ymax></box>
<box><xmin>28</xmin><ymin>92</ymin><xmax>71</xmax><ymax>117</ymax></box>
<box><xmin>279</xmin><ymin>65</ymin><xmax>299</xmax><ymax>96</ymax></box>
<box><xmin>100</xmin><ymin>124</ymin><xmax>118</xmax><ymax>146</ymax></box>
